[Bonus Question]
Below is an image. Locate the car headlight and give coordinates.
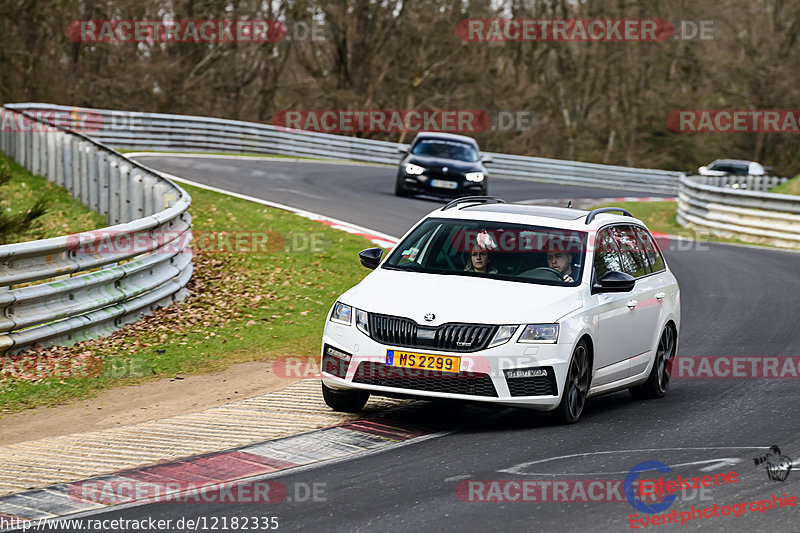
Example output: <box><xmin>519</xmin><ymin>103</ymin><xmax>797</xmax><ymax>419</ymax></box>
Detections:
<box><xmin>330</xmin><ymin>302</ymin><xmax>352</xmax><ymax>325</ymax></box>
<box><xmin>355</xmin><ymin>309</ymin><xmax>369</xmax><ymax>335</ymax></box>
<box><xmin>518</xmin><ymin>324</ymin><xmax>559</xmax><ymax>343</ymax></box>
<box><xmin>405</xmin><ymin>163</ymin><xmax>425</xmax><ymax>175</ymax></box>
<box><xmin>488</xmin><ymin>325</ymin><xmax>518</xmax><ymax>348</ymax></box>
<box><xmin>465</xmin><ymin>172</ymin><xmax>485</xmax><ymax>182</ymax></box>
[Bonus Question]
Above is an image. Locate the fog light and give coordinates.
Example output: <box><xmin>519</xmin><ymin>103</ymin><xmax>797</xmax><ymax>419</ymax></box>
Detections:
<box><xmin>323</xmin><ymin>345</ymin><xmax>352</xmax><ymax>378</ymax></box>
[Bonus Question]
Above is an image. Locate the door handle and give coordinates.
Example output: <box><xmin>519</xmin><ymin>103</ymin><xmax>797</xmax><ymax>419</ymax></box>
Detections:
<box><xmin>627</xmin><ymin>299</ymin><xmax>638</xmax><ymax>309</ymax></box>
<box><xmin>655</xmin><ymin>292</ymin><xmax>666</xmax><ymax>301</ymax></box>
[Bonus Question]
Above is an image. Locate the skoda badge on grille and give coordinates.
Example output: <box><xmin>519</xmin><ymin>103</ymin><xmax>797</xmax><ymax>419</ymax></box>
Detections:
<box><xmin>424</xmin><ymin>313</ymin><xmax>435</xmax><ymax>322</ymax></box>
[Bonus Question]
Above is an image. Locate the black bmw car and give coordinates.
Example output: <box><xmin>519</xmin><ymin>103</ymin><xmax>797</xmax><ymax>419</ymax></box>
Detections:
<box><xmin>395</xmin><ymin>132</ymin><xmax>492</xmax><ymax>198</ymax></box>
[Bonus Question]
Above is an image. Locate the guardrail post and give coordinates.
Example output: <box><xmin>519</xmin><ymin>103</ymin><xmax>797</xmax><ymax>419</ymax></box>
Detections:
<box><xmin>78</xmin><ymin>141</ymin><xmax>90</xmax><ymax>205</ymax></box>
<box><xmin>30</xmin><ymin>129</ymin><xmax>40</xmax><ymax>175</ymax></box>
<box><xmin>54</xmin><ymin>131</ymin><xmax>65</xmax><ymax>187</ymax></box>
<box><xmin>143</xmin><ymin>174</ymin><xmax>158</xmax><ymax>216</ymax></box>
<box><xmin>130</xmin><ymin>170</ymin><xmax>145</xmax><ymax>219</ymax></box>
<box><xmin>39</xmin><ymin>130</ymin><xmax>48</xmax><ymax>176</ymax></box>
<box><xmin>87</xmin><ymin>148</ymin><xmax>101</xmax><ymax>213</ymax></box>
<box><xmin>19</xmin><ymin>130</ymin><xmax>28</xmax><ymax>170</ymax></box>
<box><xmin>46</xmin><ymin>130</ymin><xmax>57</xmax><ymax>179</ymax></box>
<box><xmin>63</xmin><ymin>136</ymin><xmax>74</xmax><ymax>192</ymax></box>
<box><xmin>108</xmin><ymin>158</ymin><xmax>121</xmax><ymax>224</ymax></box>
<box><xmin>115</xmin><ymin>163</ymin><xmax>130</xmax><ymax>224</ymax></box>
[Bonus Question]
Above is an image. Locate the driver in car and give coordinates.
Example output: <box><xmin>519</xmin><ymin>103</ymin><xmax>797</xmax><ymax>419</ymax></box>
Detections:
<box><xmin>547</xmin><ymin>249</ymin><xmax>574</xmax><ymax>283</ymax></box>
<box><xmin>523</xmin><ymin>237</ymin><xmax>576</xmax><ymax>283</ymax></box>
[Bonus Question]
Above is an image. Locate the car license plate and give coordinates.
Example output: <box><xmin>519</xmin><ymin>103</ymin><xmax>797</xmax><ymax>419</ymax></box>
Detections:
<box><xmin>386</xmin><ymin>350</ymin><xmax>460</xmax><ymax>373</ymax></box>
<box><xmin>430</xmin><ymin>179</ymin><xmax>458</xmax><ymax>189</ymax></box>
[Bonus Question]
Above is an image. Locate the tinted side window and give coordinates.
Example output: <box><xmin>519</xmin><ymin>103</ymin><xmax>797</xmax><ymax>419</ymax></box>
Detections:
<box><xmin>636</xmin><ymin>227</ymin><xmax>666</xmax><ymax>273</ymax></box>
<box><xmin>593</xmin><ymin>228</ymin><xmax>623</xmax><ymax>279</ymax></box>
<box><xmin>613</xmin><ymin>225</ymin><xmax>649</xmax><ymax>278</ymax></box>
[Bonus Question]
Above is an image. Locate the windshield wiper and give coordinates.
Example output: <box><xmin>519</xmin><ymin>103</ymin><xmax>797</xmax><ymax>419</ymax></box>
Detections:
<box><xmin>383</xmin><ymin>263</ymin><xmax>428</xmax><ymax>272</ymax></box>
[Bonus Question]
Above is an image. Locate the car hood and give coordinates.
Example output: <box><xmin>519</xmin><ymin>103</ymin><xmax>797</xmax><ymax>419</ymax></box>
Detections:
<box><xmin>405</xmin><ymin>155</ymin><xmax>484</xmax><ymax>173</ymax></box>
<box><xmin>339</xmin><ymin>268</ymin><xmax>583</xmax><ymax>326</ymax></box>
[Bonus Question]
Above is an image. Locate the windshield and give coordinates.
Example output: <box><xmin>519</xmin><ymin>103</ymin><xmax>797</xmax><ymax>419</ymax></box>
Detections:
<box><xmin>410</xmin><ymin>139</ymin><xmax>479</xmax><ymax>162</ymax></box>
<box><xmin>383</xmin><ymin>218</ymin><xmax>587</xmax><ymax>286</ymax></box>
<box><xmin>708</xmin><ymin>162</ymin><xmax>749</xmax><ymax>174</ymax></box>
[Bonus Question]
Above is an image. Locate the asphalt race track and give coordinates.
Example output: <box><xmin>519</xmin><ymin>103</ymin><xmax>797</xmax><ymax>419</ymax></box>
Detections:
<box><xmin>133</xmin><ymin>155</ymin><xmax>662</xmax><ymax>237</ymax></box>
<box><xmin>92</xmin><ymin>155</ymin><xmax>800</xmax><ymax>532</ymax></box>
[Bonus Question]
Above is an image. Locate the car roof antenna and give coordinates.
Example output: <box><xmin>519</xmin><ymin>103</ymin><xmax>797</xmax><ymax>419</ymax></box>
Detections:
<box><xmin>566</xmin><ymin>201</ymin><xmax>572</xmax><ymax>208</ymax></box>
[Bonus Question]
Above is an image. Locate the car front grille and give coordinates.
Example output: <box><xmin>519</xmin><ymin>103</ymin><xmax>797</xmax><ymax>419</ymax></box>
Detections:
<box><xmin>367</xmin><ymin>313</ymin><xmax>496</xmax><ymax>353</ymax></box>
<box><xmin>505</xmin><ymin>367</ymin><xmax>558</xmax><ymax>397</ymax></box>
<box><xmin>424</xmin><ymin>169</ymin><xmax>463</xmax><ymax>181</ymax></box>
<box><xmin>353</xmin><ymin>361</ymin><xmax>498</xmax><ymax>397</ymax></box>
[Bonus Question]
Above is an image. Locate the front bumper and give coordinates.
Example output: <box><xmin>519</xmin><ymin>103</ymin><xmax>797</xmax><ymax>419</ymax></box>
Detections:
<box><xmin>321</xmin><ymin>321</ymin><xmax>573</xmax><ymax>411</ymax></box>
<box><xmin>397</xmin><ymin>171</ymin><xmax>485</xmax><ymax>197</ymax></box>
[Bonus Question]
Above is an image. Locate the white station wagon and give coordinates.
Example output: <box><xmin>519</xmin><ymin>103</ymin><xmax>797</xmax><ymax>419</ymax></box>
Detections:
<box><xmin>320</xmin><ymin>197</ymin><xmax>680</xmax><ymax>423</ymax></box>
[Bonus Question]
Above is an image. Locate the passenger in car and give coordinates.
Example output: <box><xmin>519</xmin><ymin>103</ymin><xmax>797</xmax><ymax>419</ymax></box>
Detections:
<box><xmin>464</xmin><ymin>244</ymin><xmax>498</xmax><ymax>274</ymax></box>
<box><xmin>463</xmin><ymin>230</ymin><xmax>498</xmax><ymax>274</ymax></box>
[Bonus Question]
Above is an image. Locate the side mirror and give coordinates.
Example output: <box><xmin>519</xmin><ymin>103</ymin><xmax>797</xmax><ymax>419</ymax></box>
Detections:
<box><xmin>397</xmin><ymin>146</ymin><xmax>410</xmax><ymax>155</ymax></box>
<box><xmin>359</xmin><ymin>247</ymin><xmax>383</xmax><ymax>270</ymax></box>
<box><xmin>482</xmin><ymin>155</ymin><xmax>494</xmax><ymax>164</ymax></box>
<box><xmin>592</xmin><ymin>271</ymin><xmax>635</xmax><ymax>293</ymax></box>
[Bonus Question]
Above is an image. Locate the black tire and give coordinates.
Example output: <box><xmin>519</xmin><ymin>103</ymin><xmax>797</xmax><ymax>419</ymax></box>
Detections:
<box><xmin>630</xmin><ymin>325</ymin><xmax>676</xmax><ymax>400</ymax></box>
<box><xmin>322</xmin><ymin>382</ymin><xmax>369</xmax><ymax>412</ymax></box>
<box><xmin>552</xmin><ymin>339</ymin><xmax>590</xmax><ymax>424</ymax></box>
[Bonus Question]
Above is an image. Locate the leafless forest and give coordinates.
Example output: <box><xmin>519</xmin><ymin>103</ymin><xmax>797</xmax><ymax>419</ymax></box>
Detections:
<box><xmin>1</xmin><ymin>0</ymin><xmax>798</xmax><ymax>174</ymax></box>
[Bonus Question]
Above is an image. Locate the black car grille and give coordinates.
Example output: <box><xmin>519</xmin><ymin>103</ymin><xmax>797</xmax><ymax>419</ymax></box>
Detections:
<box><xmin>425</xmin><ymin>169</ymin><xmax>462</xmax><ymax>181</ymax></box>
<box><xmin>353</xmin><ymin>361</ymin><xmax>498</xmax><ymax>397</ymax></box>
<box><xmin>368</xmin><ymin>313</ymin><xmax>497</xmax><ymax>353</ymax></box>
<box><xmin>505</xmin><ymin>367</ymin><xmax>558</xmax><ymax>397</ymax></box>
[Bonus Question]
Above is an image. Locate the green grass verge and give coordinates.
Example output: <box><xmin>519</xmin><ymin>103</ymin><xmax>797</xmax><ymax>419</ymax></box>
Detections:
<box><xmin>769</xmin><ymin>174</ymin><xmax>800</xmax><ymax>196</ymax></box>
<box><xmin>0</xmin><ymin>152</ymin><xmax>106</xmax><ymax>244</ymax></box>
<box><xmin>0</xmin><ymin>182</ymin><xmax>379</xmax><ymax>412</ymax></box>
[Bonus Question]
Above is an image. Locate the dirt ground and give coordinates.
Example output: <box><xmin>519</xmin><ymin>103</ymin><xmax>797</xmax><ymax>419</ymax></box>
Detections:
<box><xmin>0</xmin><ymin>361</ymin><xmax>299</xmax><ymax>445</ymax></box>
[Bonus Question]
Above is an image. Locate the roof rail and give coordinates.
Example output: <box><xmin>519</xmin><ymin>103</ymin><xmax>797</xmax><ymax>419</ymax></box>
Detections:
<box><xmin>441</xmin><ymin>196</ymin><xmax>506</xmax><ymax>211</ymax></box>
<box><xmin>584</xmin><ymin>207</ymin><xmax>634</xmax><ymax>224</ymax></box>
